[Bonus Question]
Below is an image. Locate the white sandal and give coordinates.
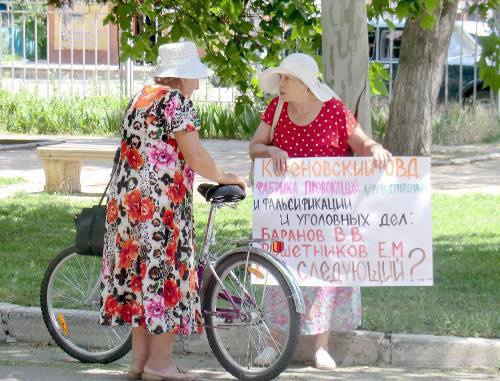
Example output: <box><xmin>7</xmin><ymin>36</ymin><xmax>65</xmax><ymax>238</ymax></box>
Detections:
<box><xmin>314</xmin><ymin>347</ymin><xmax>337</xmax><ymax>370</ymax></box>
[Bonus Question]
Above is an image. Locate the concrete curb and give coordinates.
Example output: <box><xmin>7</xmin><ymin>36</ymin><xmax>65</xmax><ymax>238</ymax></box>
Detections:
<box><xmin>432</xmin><ymin>153</ymin><xmax>500</xmax><ymax>166</ymax></box>
<box><xmin>0</xmin><ymin>140</ymin><xmax>64</xmax><ymax>152</ymax></box>
<box><xmin>1</xmin><ymin>302</ymin><xmax>498</xmax><ymax>368</ymax></box>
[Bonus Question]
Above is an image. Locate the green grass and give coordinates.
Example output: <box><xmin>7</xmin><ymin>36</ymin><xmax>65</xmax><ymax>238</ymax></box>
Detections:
<box><xmin>0</xmin><ymin>192</ymin><xmax>498</xmax><ymax>338</ymax></box>
<box><xmin>0</xmin><ymin>177</ymin><xmax>27</xmax><ymax>186</ymax></box>
<box><xmin>362</xmin><ymin>194</ymin><xmax>500</xmax><ymax>338</ymax></box>
<box><xmin>0</xmin><ymin>54</ymin><xmax>20</xmax><ymax>63</ymax></box>
<box><xmin>0</xmin><ymin>193</ymin><xmax>92</xmax><ymax>305</ymax></box>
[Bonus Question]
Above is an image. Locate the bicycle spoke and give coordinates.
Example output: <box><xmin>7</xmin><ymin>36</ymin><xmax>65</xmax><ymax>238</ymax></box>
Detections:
<box><xmin>54</xmin><ymin>292</ymin><xmax>86</xmax><ymax>306</ymax></box>
<box><xmin>77</xmin><ymin>256</ymin><xmax>92</xmax><ymax>290</ymax></box>
<box><xmin>205</xmin><ymin>253</ymin><xmax>300</xmax><ymax>379</ymax></box>
<box><xmin>43</xmin><ymin>250</ymin><xmax>130</xmax><ymax>362</ymax></box>
<box><xmin>57</xmin><ymin>272</ymin><xmax>87</xmax><ymax>302</ymax></box>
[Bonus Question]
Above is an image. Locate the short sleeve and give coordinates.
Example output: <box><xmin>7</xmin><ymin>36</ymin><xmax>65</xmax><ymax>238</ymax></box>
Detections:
<box><xmin>261</xmin><ymin>97</ymin><xmax>280</xmax><ymax>126</ymax></box>
<box><xmin>164</xmin><ymin>91</ymin><xmax>201</xmax><ymax>133</ymax></box>
<box><xmin>341</xmin><ymin>102</ymin><xmax>360</xmax><ymax>136</ymax></box>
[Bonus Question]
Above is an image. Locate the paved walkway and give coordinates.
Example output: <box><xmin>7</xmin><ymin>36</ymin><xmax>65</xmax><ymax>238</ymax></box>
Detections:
<box><xmin>0</xmin><ymin>135</ymin><xmax>499</xmax><ymax>198</ymax></box>
<box><xmin>0</xmin><ymin>342</ymin><xmax>498</xmax><ymax>381</ymax></box>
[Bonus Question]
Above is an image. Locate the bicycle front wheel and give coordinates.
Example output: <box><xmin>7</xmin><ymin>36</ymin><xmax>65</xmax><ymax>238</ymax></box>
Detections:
<box><xmin>40</xmin><ymin>246</ymin><xmax>131</xmax><ymax>363</ymax></box>
<box><xmin>203</xmin><ymin>251</ymin><xmax>300</xmax><ymax>381</ymax></box>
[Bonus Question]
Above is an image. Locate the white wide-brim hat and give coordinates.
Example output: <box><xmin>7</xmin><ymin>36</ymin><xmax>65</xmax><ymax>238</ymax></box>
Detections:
<box><xmin>152</xmin><ymin>41</ymin><xmax>214</xmax><ymax>79</ymax></box>
<box><xmin>258</xmin><ymin>53</ymin><xmax>338</xmax><ymax>102</ymax></box>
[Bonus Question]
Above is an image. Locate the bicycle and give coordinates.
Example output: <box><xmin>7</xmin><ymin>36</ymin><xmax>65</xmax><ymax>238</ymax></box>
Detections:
<box><xmin>41</xmin><ymin>182</ymin><xmax>304</xmax><ymax>381</ymax></box>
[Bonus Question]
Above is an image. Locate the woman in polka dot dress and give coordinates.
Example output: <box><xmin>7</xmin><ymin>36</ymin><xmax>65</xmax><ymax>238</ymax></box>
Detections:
<box><xmin>249</xmin><ymin>53</ymin><xmax>392</xmax><ymax>369</ymax></box>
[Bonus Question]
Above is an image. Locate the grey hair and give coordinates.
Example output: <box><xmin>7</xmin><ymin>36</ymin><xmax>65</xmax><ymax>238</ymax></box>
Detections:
<box><xmin>153</xmin><ymin>77</ymin><xmax>182</xmax><ymax>88</ymax></box>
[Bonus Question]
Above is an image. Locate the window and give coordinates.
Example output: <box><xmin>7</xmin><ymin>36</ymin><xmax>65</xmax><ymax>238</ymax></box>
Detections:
<box><xmin>368</xmin><ymin>31</ymin><xmax>376</xmax><ymax>59</ymax></box>
<box><xmin>379</xmin><ymin>29</ymin><xmax>403</xmax><ymax>60</ymax></box>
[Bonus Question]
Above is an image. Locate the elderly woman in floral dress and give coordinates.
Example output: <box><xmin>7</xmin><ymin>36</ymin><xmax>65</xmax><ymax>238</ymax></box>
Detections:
<box><xmin>100</xmin><ymin>41</ymin><xmax>245</xmax><ymax>381</ymax></box>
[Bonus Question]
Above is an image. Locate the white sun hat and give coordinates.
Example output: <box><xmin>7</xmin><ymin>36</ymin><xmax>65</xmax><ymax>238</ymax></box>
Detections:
<box><xmin>152</xmin><ymin>41</ymin><xmax>214</xmax><ymax>79</ymax></box>
<box><xmin>258</xmin><ymin>53</ymin><xmax>339</xmax><ymax>102</ymax></box>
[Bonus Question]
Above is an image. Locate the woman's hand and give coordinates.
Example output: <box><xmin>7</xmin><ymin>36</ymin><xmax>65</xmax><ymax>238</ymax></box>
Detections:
<box><xmin>220</xmin><ymin>173</ymin><xmax>247</xmax><ymax>189</ymax></box>
<box><xmin>371</xmin><ymin>144</ymin><xmax>392</xmax><ymax>170</ymax></box>
<box><xmin>268</xmin><ymin>146</ymin><xmax>288</xmax><ymax>176</ymax></box>
<box><xmin>347</xmin><ymin>128</ymin><xmax>392</xmax><ymax>170</ymax></box>
<box><xmin>249</xmin><ymin>121</ymin><xmax>288</xmax><ymax>176</ymax></box>
<box><xmin>175</xmin><ymin>130</ymin><xmax>246</xmax><ymax>187</ymax></box>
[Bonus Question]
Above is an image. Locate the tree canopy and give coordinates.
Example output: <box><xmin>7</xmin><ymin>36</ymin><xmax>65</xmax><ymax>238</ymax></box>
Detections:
<box><xmin>367</xmin><ymin>0</ymin><xmax>499</xmax><ymax>94</ymax></box>
<box><xmin>81</xmin><ymin>0</ymin><xmax>321</xmax><ymax>113</ymax></box>
<box><xmin>47</xmin><ymin>0</ymin><xmax>499</xmax><ymax>108</ymax></box>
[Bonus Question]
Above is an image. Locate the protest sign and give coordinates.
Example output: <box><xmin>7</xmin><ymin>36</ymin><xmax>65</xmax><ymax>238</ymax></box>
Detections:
<box><xmin>252</xmin><ymin>157</ymin><xmax>432</xmax><ymax>287</ymax></box>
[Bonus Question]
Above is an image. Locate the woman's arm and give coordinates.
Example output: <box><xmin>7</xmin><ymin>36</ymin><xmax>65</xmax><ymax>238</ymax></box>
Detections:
<box><xmin>249</xmin><ymin>121</ymin><xmax>288</xmax><ymax>176</ymax></box>
<box><xmin>348</xmin><ymin>127</ymin><xmax>392</xmax><ymax>169</ymax></box>
<box><xmin>175</xmin><ymin>130</ymin><xmax>246</xmax><ymax>188</ymax></box>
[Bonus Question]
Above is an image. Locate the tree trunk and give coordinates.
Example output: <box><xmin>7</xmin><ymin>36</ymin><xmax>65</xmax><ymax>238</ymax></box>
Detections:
<box><xmin>384</xmin><ymin>1</ymin><xmax>458</xmax><ymax>156</ymax></box>
<box><xmin>321</xmin><ymin>0</ymin><xmax>371</xmax><ymax>135</ymax></box>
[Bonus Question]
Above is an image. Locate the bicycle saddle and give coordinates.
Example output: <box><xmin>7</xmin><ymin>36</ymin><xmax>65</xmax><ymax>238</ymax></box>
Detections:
<box><xmin>197</xmin><ymin>183</ymin><xmax>246</xmax><ymax>203</ymax></box>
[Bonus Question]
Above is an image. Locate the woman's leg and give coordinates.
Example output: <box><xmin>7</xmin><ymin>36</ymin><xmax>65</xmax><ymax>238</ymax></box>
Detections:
<box><xmin>314</xmin><ymin>331</ymin><xmax>336</xmax><ymax>369</ymax></box>
<box><xmin>143</xmin><ymin>332</ymin><xmax>189</xmax><ymax>377</ymax></box>
<box><xmin>314</xmin><ymin>331</ymin><xmax>330</xmax><ymax>351</ymax></box>
<box><xmin>130</xmin><ymin>327</ymin><xmax>151</xmax><ymax>374</ymax></box>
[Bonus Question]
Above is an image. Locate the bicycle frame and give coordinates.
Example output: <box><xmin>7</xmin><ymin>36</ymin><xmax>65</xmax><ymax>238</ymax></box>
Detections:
<box><xmin>197</xmin><ymin>202</ymin><xmax>305</xmax><ymax>320</ymax></box>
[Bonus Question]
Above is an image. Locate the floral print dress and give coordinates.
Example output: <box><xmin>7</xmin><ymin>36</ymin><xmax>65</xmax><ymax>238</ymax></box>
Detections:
<box><xmin>100</xmin><ymin>85</ymin><xmax>202</xmax><ymax>335</ymax></box>
<box><xmin>261</xmin><ymin>97</ymin><xmax>362</xmax><ymax>336</ymax></box>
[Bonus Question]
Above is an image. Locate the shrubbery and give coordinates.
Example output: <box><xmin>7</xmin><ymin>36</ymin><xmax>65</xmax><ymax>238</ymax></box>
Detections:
<box><xmin>1</xmin><ymin>90</ymin><xmax>497</xmax><ymax>144</ymax></box>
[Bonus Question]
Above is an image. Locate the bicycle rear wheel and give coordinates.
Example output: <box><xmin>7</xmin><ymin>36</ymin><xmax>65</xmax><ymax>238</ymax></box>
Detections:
<box><xmin>203</xmin><ymin>251</ymin><xmax>300</xmax><ymax>381</ymax></box>
<box><xmin>40</xmin><ymin>246</ymin><xmax>131</xmax><ymax>363</ymax></box>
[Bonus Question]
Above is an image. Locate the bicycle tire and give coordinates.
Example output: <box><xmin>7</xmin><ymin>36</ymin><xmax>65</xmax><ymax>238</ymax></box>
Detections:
<box><xmin>40</xmin><ymin>246</ymin><xmax>131</xmax><ymax>363</ymax></box>
<box><xmin>203</xmin><ymin>251</ymin><xmax>300</xmax><ymax>381</ymax></box>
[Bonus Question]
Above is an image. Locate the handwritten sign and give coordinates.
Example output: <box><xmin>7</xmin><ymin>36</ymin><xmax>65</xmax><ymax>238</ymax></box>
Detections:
<box><xmin>252</xmin><ymin>157</ymin><xmax>433</xmax><ymax>287</ymax></box>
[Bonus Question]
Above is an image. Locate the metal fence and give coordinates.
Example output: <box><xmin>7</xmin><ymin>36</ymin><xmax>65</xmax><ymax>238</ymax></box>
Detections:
<box><xmin>1</xmin><ymin>7</ymin><xmax>119</xmax><ymax>97</ymax></box>
<box><xmin>0</xmin><ymin>5</ymin><xmax>236</xmax><ymax>102</ymax></box>
<box><xmin>0</xmin><ymin>4</ymin><xmax>497</xmax><ymax>109</ymax></box>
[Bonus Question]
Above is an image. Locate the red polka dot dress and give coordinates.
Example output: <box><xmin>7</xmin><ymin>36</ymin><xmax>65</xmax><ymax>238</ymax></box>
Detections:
<box><xmin>262</xmin><ymin>96</ymin><xmax>359</xmax><ymax>159</ymax></box>
<box><xmin>261</xmin><ymin>96</ymin><xmax>362</xmax><ymax>335</ymax></box>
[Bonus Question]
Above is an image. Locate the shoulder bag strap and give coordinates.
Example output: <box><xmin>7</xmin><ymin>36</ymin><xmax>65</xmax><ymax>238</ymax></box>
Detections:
<box><xmin>269</xmin><ymin>97</ymin><xmax>284</xmax><ymax>144</ymax></box>
<box><xmin>98</xmin><ymin>147</ymin><xmax>121</xmax><ymax>206</ymax></box>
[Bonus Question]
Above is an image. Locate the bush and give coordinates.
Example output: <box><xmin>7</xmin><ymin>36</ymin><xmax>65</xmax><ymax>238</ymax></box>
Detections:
<box><xmin>0</xmin><ymin>90</ymin><xmax>126</xmax><ymax>135</ymax></box>
<box><xmin>196</xmin><ymin>102</ymin><xmax>260</xmax><ymax>139</ymax></box>
<box><xmin>370</xmin><ymin>97</ymin><xmax>499</xmax><ymax>145</ymax></box>
<box><xmin>433</xmin><ymin>103</ymin><xmax>500</xmax><ymax>145</ymax></box>
<box><xmin>0</xmin><ymin>90</ymin><xmax>262</xmax><ymax>138</ymax></box>
<box><xmin>1</xmin><ymin>89</ymin><xmax>497</xmax><ymax>144</ymax></box>
<box><xmin>371</xmin><ymin>97</ymin><xmax>390</xmax><ymax>143</ymax></box>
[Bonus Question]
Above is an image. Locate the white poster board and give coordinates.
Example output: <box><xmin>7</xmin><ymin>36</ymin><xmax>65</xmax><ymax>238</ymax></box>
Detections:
<box><xmin>252</xmin><ymin>157</ymin><xmax>433</xmax><ymax>287</ymax></box>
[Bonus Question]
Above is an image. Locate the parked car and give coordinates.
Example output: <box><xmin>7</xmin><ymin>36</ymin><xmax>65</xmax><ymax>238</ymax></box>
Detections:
<box><xmin>459</xmin><ymin>20</ymin><xmax>492</xmax><ymax>44</ymax></box>
<box><xmin>369</xmin><ymin>19</ymin><xmax>493</xmax><ymax>103</ymax></box>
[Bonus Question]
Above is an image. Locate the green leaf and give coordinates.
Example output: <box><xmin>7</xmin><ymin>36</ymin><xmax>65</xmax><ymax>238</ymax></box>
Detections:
<box><xmin>116</xmin><ymin>3</ymin><xmax>134</xmax><ymax>18</ymax></box>
<box><xmin>478</xmin><ymin>34</ymin><xmax>500</xmax><ymax>93</ymax></box>
<box><xmin>420</xmin><ymin>14</ymin><xmax>436</xmax><ymax>30</ymax></box>
<box><xmin>102</xmin><ymin>13</ymin><xmax>114</xmax><ymax>26</ymax></box>
<box><xmin>424</xmin><ymin>0</ymin><xmax>440</xmax><ymax>13</ymax></box>
<box><xmin>369</xmin><ymin>62</ymin><xmax>389</xmax><ymax>96</ymax></box>
<box><xmin>170</xmin><ymin>22</ymin><xmax>182</xmax><ymax>41</ymax></box>
<box><xmin>478</xmin><ymin>64</ymin><xmax>499</xmax><ymax>93</ymax></box>
<box><xmin>236</xmin><ymin>21</ymin><xmax>255</xmax><ymax>35</ymax></box>
<box><xmin>395</xmin><ymin>3</ymin><xmax>410</xmax><ymax>20</ymax></box>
